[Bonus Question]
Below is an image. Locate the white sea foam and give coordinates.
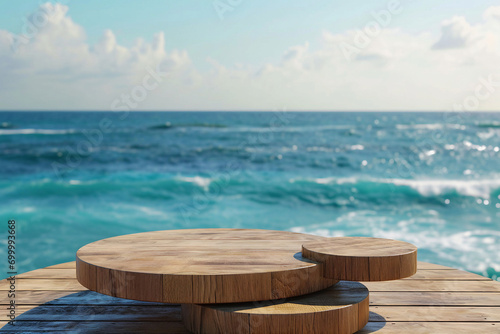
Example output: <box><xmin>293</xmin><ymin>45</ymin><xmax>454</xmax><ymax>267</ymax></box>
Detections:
<box><xmin>311</xmin><ymin>177</ymin><xmax>358</xmax><ymax>185</ymax></box>
<box><xmin>297</xmin><ymin>177</ymin><xmax>500</xmax><ymax>199</ymax></box>
<box><xmin>306</xmin><ymin>146</ymin><xmax>333</xmax><ymax>152</ymax></box>
<box><xmin>378</xmin><ymin>178</ymin><xmax>500</xmax><ymax>199</ymax></box>
<box><xmin>379</xmin><ymin>229</ymin><xmax>500</xmax><ymax>273</ymax></box>
<box><xmin>463</xmin><ymin>140</ymin><xmax>487</xmax><ymax>151</ymax></box>
<box><xmin>444</xmin><ymin>144</ymin><xmax>456</xmax><ymax>150</ymax></box>
<box><xmin>280</xmin><ymin>145</ymin><xmax>298</xmax><ymax>152</ymax></box>
<box><xmin>477</xmin><ymin>129</ymin><xmax>497</xmax><ymax>140</ymax></box>
<box><xmin>350</xmin><ymin>145</ymin><xmax>364</xmax><ymax>150</ymax></box>
<box><xmin>0</xmin><ymin>129</ymin><xmax>78</xmax><ymax>135</ymax></box>
<box><xmin>396</xmin><ymin>124</ymin><xmax>443</xmax><ymax>130</ymax></box>
<box><xmin>211</xmin><ymin>124</ymin><xmax>352</xmax><ymax>134</ymax></box>
<box><xmin>178</xmin><ymin>176</ymin><xmax>212</xmax><ymax>189</ymax></box>
<box><xmin>396</xmin><ymin>123</ymin><xmax>465</xmax><ymax>130</ymax></box>
<box><xmin>137</xmin><ymin>206</ymin><xmax>169</xmax><ymax>217</ymax></box>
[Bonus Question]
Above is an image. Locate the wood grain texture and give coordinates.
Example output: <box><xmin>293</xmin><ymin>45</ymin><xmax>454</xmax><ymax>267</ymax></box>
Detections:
<box><xmin>76</xmin><ymin>229</ymin><xmax>336</xmax><ymax>303</ymax></box>
<box><xmin>370</xmin><ymin>291</ymin><xmax>500</xmax><ymax>306</ymax></box>
<box><xmin>370</xmin><ymin>306</ymin><xmax>500</xmax><ymax>321</ymax></box>
<box><xmin>45</xmin><ymin>262</ymin><xmax>77</xmax><ymax>269</ymax></box>
<box><xmin>27</xmin><ymin>261</ymin><xmax>447</xmax><ymax>272</ymax></box>
<box><xmin>363</xmin><ymin>280</ymin><xmax>500</xmax><ymax>292</ymax></box>
<box><xmin>1</xmin><ymin>261</ymin><xmax>500</xmax><ymax>333</ymax></box>
<box><xmin>404</xmin><ymin>269</ymin><xmax>491</xmax><ymax>280</ymax></box>
<box><xmin>302</xmin><ymin>237</ymin><xmax>417</xmax><ymax>281</ymax></box>
<box><xmin>358</xmin><ymin>322</ymin><xmax>500</xmax><ymax>334</ymax></box>
<box><xmin>181</xmin><ymin>281</ymin><xmax>369</xmax><ymax>334</ymax></box>
<box><xmin>416</xmin><ymin>261</ymin><xmax>455</xmax><ymax>270</ymax></box>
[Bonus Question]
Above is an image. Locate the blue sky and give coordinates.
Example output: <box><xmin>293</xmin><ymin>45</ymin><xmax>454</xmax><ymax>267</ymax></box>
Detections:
<box><xmin>2</xmin><ymin>0</ymin><xmax>497</xmax><ymax>67</ymax></box>
<box><xmin>1</xmin><ymin>1</ymin><xmax>500</xmax><ymax>110</ymax></box>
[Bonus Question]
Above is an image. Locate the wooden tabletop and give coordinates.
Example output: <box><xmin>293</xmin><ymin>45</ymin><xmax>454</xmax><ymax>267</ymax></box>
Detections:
<box><xmin>76</xmin><ymin>229</ymin><xmax>336</xmax><ymax>303</ymax></box>
<box><xmin>1</xmin><ymin>261</ymin><xmax>499</xmax><ymax>333</ymax></box>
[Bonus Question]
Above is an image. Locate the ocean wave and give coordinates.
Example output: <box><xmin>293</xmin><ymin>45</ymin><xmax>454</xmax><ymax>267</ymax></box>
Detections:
<box><xmin>176</xmin><ymin>176</ymin><xmax>212</xmax><ymax>189</ymax></box>
<box><xmin>0</xmin><ymin>122</ymin><xmax>14</xmax><ymax>129</ymax></box>
<box><xmin>476</xmin><ymin>122</ymin><xmax>500</xmax><ymax>129</ymax></box>
<box><xmin>396</xmin><ymin>123</ymin><xmax>465</xmax><ymax>130</ymax></box>
<box><xmin>0</xmin><ymin>128</ymin><xmax>78</xmax><ymax>135</ymax></box>
<box><xmin>1</xmin><ymin>175</ymin><xmax>224</xmax><ymax>199</ymax></box>
<box><xmin>148</xmin><ymin>122</ymin><xmax>174</xmax><ymax>130</ymax></box>
<box><xmin>305</xmin><ymin>145</ymin><xmax>364</xmax><ymax>153</ymax></box>
<box><xmin>296</xmin><ymin>177</ymin><xmax>500</xmax><ymax>199</ymax></box>
<box><xmin>350</xmin><ymin>145</ymin><xmax>364</xmax><ymax>150</ymax></box>
<box><xmin>148</xmin><ymin>122</ymin><xmax>227</xmax><ymax>130</ymax></box>
<box><xmin>307</xmin><ymin>146</ymin><xmax>333</xmax><ymax>152</ymax></box>
<box><xmin>6</xmin><ymin>173</ymin><xmax>500</xmax><ymax>203</ymax></box>
<box><xmin>146</xmin><ymin>123</ymin><xmax>355</xmax><ymax>134</ymax></box>
<box><xmin>5</xmin><ymin>174</ymin><xmax>500</xmax><ymax>210</ymax></box>
<box><xmin>463</xmin><ymin>141</ymin><xmax>488</xmax><ymax>152</ymax></box>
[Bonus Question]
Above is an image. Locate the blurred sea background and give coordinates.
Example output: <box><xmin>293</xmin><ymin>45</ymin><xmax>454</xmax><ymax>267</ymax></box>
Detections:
<box><xmin>0</xmin><ymin>111</ymin><xmax>499</xmax><ymax>280</ymax></box>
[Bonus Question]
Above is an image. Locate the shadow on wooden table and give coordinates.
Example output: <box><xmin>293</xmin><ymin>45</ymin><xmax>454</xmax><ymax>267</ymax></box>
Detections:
<box><xmin>357</xmin><ymin>312</ymin><xmax>386</xmax><ymax>333</ymax></box>
<box><xmin>0</xmin><ymin>290</ymin><xmax>190</xmax><ymax>333</ymax></box>
<box><xmin>0</xmin><ymin>290</ymin><xmax>387</xmax><ymax>333</ymax></box>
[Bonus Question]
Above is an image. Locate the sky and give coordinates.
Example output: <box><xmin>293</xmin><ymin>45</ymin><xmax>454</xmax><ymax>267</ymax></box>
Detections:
<box><xmin>1</xmin><ymin>0</ymin><xmax>500</xmax><ymax>111</ymax></box>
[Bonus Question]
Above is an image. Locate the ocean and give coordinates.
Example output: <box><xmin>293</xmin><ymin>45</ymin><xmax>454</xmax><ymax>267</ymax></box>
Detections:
<box><xmin>0</xmin><ymin>111</ymin><xmax>499</xmax><ymax>280</ymax></box>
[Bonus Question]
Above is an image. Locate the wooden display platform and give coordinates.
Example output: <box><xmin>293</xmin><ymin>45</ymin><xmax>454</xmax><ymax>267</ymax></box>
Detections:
<box><xmin>1</xmin><ymin>261</ymin><xmax>499</xmax><ymax>333</ymax></box>
<box><xmin>76</xmin><ymin>229</ymin><xmax>337</xmax><ymax>303</ymax></box>
<box><xmin>302</xmin><ymin>237</ymin><xmax>417</xmax><ymax>281</ymax></box>
<box><xmin>182</xmin><ymin>281</ymin><xmax>369</xmax><ymax>334</ymax></box>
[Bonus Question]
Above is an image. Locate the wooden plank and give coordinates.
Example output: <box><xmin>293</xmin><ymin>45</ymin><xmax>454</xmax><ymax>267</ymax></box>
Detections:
<box><xmin>0</xmin><ymin>320</ymin><xmax>190</xmax><ymax>333</ymax></box>
<box><xmin>358</xmin><ymin>322</ymin><xmax>500</xmax><ymax>333</ymax></box>
<box><xmin>370</xmin><ymin>291</ymin><xmax>500</xmax><ymax>306</ymax></box>
<box><xmin>45</xmin><ymin>262</ymin><xmax>76</xmax><ymax>269</ymax></box>
<box><xmin>302</xmin><ymin>237</ymin><xmax>417</xmax><ymax>281</ymax></box>
<box><xmin>17</xmin><ymin>269</ymin><xmax>76</xmax><ymax>279</ymax></box>
<box><xmin>6</xmin><ymin>290</ymin><xmax>498</xmax><ymax>307</ymax></box>
<box><xmin>404</xmin><ymin>269</ymin><xmax>491</xmax><ymax>281</ymax></box>
<box><xmin>364</xmin><ymin>280</ymin><xmax>500</xmax><ymax>292</ymax></box>
<box><xmin>0</xmin><ymin>290</ymin><xmax>172</xmax><ymax>306</ymax></box>
<box><xmin>0</xmin><ymin>290</ymin><xmax>79</xmax><ymax>305</ymax></box>
<box><xmin>0</xmin><ymin>305</ymin><xmax>183</xmax><ymax>322</ymax></box>
<box><xmin>417</xmin><ymin>261</ymin><xmax>456</xmax><ymax>270</ymax></box>
<box><xmin>0</xmin><ymin>278</ymin><xmax>84</xmax><ymax>291</ymax></box>
<box><xmin>370</xmin><ymin>306</ymin><xmax>500</xmax><ymax>321</ymax></box>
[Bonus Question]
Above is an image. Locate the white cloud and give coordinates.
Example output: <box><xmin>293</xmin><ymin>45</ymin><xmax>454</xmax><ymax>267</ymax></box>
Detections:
<box><xmin>1</xmin><ymin>3</ymin><xmax>500</xmax><ymax>111</ymax></box>
<box><xmin>432</xmin><ymin>16</ymin><xmax>474</xmax><ymax>49</ymax></box>
<box><xmin>0</xmin><ymin>3</ymin><xmax>192</xmax><ymax>110</ymax></box>
<box><xmin>484</xmin><ymin>6</ymin><xmax>500</xmax><ymax>22</ymax></box>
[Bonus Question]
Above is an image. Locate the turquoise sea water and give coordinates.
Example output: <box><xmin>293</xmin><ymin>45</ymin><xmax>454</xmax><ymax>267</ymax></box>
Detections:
<box><xmin>0</xmin><ymin>111</ymin><xmax>499</xmax><ymax>280</ymax></box>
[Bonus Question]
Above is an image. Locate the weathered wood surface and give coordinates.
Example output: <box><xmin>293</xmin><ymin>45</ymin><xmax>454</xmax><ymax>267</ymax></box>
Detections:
<box><xmin>302</xmin><ymin>237</ymin><xmax>417</xmax><ymax>281</ymax></box>
<box><xmin>76</xmin><ymin>229</ymin><xmax>336</xmax><ymax>303</ymax></box>
<box><xmin>1</xmin><ymin>261</ymin><xmax>499</xmax><ymax>333</ymax></box>
<box><xmin>182</xmin><ymin>281</ymin><xmax>369</xmax><ymax>334</ymax></box>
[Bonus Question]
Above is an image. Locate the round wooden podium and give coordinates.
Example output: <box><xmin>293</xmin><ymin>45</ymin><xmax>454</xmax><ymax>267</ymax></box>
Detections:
<box><xmin>182</xmin><ymin>281</ymin><xmax>369</xmax><ymax>334</ymax></box>
<box><xmin>76</xmin><ymin>229</ymin><xmax>336</xmax><ymax>303</ymax></box>
<box><xmin>302</xmin><ymin>237</ymin><xmax>417</xmax><ymax>281</ymax></box>
<box><xmin>76</xmin><ymin>229</ymin><xmax>418</xmax><ymax>334</ymax></box>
